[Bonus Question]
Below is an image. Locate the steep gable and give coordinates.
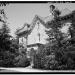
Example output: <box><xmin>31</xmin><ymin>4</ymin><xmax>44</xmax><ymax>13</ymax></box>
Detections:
<box><xmin>28</xmin><ymin>18</ymin><xmax>49</xmax><ymax>45</ymax></box>
<box><xmin>16</xmin><ymin>14</ymin><xmax>53</xmax><ymax>37</ymax></box>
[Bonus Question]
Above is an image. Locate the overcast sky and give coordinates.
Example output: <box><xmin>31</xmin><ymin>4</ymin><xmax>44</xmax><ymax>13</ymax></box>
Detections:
<box><xmin>2</xmin><ymin>3</ymin><xmax>75</xmax><ymax>37</ymax></box>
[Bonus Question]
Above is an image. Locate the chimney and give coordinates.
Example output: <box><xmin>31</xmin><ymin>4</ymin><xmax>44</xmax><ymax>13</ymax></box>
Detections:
<box><xmin>49</xmin><ymin>5</ymin><xmax>61</xmax><ymax>18</ymax></box>
<box><xmin>49</xmin><ymin>5</ymin><xmax>55</xmax><ymax>15</ymax></box>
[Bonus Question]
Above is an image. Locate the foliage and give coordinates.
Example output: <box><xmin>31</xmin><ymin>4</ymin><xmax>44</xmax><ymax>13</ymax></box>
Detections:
<box><xmin>14</xmin><ymin>54</ymin><xmax>30</xmax><ymax>67</ymax></box>
<box><xmin>32</xmin><ymin>45</ymin><xmax>58</xmax><ymax>70</ymax></box>
<box><xmin>0</xmin><ymin>3</ymin><xmax>9</xmax><ymax>7</ymax></box>
<box><xmin>0</xmin><ymin>23</ymin><xmax>11</xmax><ymax>52</ymax></box>
<box><xmin>10</xmin><ymin>39</ymin><xmax>19</xmax><ymax>55</ymax></box>
<box><xmin>30</xmin><ymin>8</ymin><xmax>75</xmax><ymax>70</ymax></box>
<box><xmin>0</xmin><ymin>8</ymin><xmax>18</xmax><ymax>67</ymax></box>
<box><xmin>45</xmin><ymin>9</ymin><xmax>75</xmax><ymax>70</ymax></box>
<box><xmin>0</xmin><ymin>51</ymin><xmax>16</xmax><ymax>67</ymax></box>
<box><xmin>11</xmin><ymin>43</ymin><xmax>30</xmax><ymax>67</ymax></box>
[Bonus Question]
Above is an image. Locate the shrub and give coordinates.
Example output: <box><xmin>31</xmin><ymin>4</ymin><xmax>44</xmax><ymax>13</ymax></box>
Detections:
<box><xmin>32</xmin><ymin>45</ymin><xmax>58</xmax><ymax>70</ymax></box>
<box><xmin>54</xmin><ymin>43</ymin><xmax>75</xmax><ymax>70</ymax></box>
<box><xmin>14</xmin><ymin>54</ymin><xmax>30</xmax><ymax>67</ymax></box>
<box><xmin>0</xmin><ymin>51</ymin><xmax>15</xmax><ymax>67</ymax></box>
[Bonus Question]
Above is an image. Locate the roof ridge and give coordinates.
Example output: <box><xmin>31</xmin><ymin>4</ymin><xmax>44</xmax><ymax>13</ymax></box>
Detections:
<box><xmin>30</xmin><ymin>14</ymin><xmax>46</xmax><ymax>31</ymax></box>
<box><xmin>16</xmin><ymin>23</ymin><xmax>29</xmax><ymax>34</ymax></box>
<box><xmin>16</xmin><ymin>15</ymin><xmax>47</xmax><ymax>35</ymax></box>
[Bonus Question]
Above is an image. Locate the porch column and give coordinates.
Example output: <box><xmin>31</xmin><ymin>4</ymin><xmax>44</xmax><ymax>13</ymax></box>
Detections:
<box><xmin>24</xmin><ymin>35</ymin><xmax>28</xmax><ymax>49</ymax></box>
<box><xmin>16</xmin><ymin>36</ymin><xmax>19</xmax><ymax>44</ymax></box>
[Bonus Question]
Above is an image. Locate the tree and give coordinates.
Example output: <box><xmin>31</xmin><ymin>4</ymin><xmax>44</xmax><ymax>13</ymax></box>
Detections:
<box><xmin>45</xmin><ymin>9</ymin><xmax>75</xmax><ymax>70</ymax></box>
<box><xmin>0</xmin><ymin>23</ymin><xmax>11</xmax><ymax>52</ymax></box>
<box><xmin>0</xmin><ymin>3</ymin><xmax>11</xmax><ymax>52</ymax></box>
<box><xmin>0</xmin><ymin>3</ymin><xmax>9</xmax><ymax>7</ymax></box>
<box><xmin>0</xmin><ymin>4</ymin><xmax>16</xmax><ymax>67</ymax></box>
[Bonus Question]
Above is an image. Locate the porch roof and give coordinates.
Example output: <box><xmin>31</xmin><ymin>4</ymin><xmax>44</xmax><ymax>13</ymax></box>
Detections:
<box><xmin>27</xmin><ymin>43</ymin><xmax>44</xmax><ymax>48</ymax></box>
<box><xmin>15</xmin><ymin>23</ymin><xmax>31</xmax><ymax>37</ymax></box>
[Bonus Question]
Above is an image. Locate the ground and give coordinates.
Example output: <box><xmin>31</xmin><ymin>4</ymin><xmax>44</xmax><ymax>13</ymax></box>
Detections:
<box><xmin>0</xmin><ymin>66</ymin><xmax>75</xmax><ymax>73</ymax></box>
<box><xmin>0</xmin><ymin>67</ymin><xmax>49</xmax><ymax>72</ymax></box>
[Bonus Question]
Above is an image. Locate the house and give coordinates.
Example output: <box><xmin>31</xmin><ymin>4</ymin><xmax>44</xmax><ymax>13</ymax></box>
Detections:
<box><xmin>16</xmin><ymin>5</ymin><xmax>58</xmax><ymax>51</ymax></box>
<box><xmin>16</xmin><ymin>5</ymin><xmax>74</xmax><ymax>51</ymax></box>
<box><xmin>16</xmin><ymin>15</ymin><xmax>53</xmax><ymax>51</ymax></box>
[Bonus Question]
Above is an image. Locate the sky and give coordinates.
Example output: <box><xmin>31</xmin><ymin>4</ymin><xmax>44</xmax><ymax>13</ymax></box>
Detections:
<box><xmin>1</xmin><ymin>3</ymin><xmax>75</xmax><ymax>37</ymax></box>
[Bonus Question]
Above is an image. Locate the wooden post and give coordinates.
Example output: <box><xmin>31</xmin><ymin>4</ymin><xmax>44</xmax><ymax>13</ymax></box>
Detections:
<box><xmin>24</xmin><ymin>35</ymin><xmax>28</xmax><ymax>50</ymax></box>
<box><xmin>16</xmin><ymin>36</ymin><xmax>19</xmax><ymax>44</ymax></box>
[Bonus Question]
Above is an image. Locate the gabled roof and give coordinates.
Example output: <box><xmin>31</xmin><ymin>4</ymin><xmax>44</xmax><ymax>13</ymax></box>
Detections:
<box><xmin>16</xmin><ymin>23</ymin><xmax>31</xmax><ymax>36</ymax></box>
<box><xmin>16</xmin><ymin>9</ymin><xmax>75</xmax><ymax>37</ymax></box>
<box><xmin>16</xmin><ymin>15</ymin><xmax>53</xmax><ymax>36</ymax></box>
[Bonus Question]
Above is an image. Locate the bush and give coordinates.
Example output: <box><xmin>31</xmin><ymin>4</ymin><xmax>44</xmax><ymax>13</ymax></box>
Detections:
<box><xmin>0</xmin><ymin>51</ymin><xmax>15</xmax><ymax>67</ymax></box>
<box><xmin>32</xmin><ymin>43</ymin><xmax>75</xmax><ymax>70</ymax></box>
<box><xmin>54</xmin><ymin>43</ymin><xmax>75</xmax><ymax>70</ymax></box>
<box><xmin>32</xmin><ymin>45</ymin><xmax>58</xmax><ymax>70</ymax></box>
<box><xmin>31</xmin><ymin>42</ymin><xmax>75</xmax><ymax>70</ymax></box>
<box><xmin>0</xmin><ymin>45</ymin><xmax>30</xmax><ymax>67</ymax></box>
<box><xmin>32</xmin><ymin>53</ymin><xmax>42</xmax><ymax>69</ymax></box>
<box><xmin>14</xmin><ymin>54</ymin><xmax>30</xmax><ymax>67</ymax></box>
